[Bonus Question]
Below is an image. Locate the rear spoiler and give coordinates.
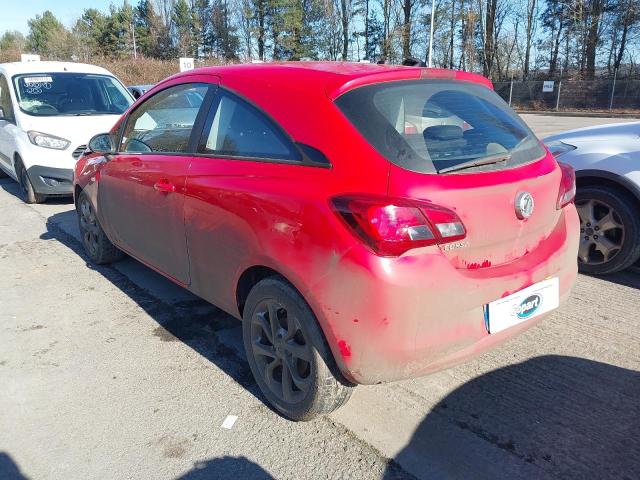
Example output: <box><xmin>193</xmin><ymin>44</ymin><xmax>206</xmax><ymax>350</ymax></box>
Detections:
<box><xmin>327</xmin><ymin>68</ymin><xmax>494</xmax><ymax>100</ymax></box>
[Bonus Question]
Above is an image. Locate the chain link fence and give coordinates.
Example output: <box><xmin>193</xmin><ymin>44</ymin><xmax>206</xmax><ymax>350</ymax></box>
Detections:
<box><xmin>493</xmin><ymin>78</ymin><xmax>640</xmax><ymax>112</ymax></box>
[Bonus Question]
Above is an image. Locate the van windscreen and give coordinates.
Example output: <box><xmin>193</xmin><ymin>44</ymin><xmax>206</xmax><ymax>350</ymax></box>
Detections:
<box><xmin>13</xmin><ymin>72</ymin><xmax>133</xmax><ymax>117</ymax></box>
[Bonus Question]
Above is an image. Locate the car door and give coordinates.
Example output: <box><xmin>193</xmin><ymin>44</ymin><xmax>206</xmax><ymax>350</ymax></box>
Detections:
<box><xmin>98</xmin><ymin>81</ymin><xmax>216</xmax><ymax>285</ymax></box>
<box><xmin>183</xmin><ymin>88</ymin><xmax>321</xmax><ymax>311</ymax></box>
<box><xmin>0</xmin><ymin>73</ymin><xmax>19</xmax><ymax>177</ymax></box>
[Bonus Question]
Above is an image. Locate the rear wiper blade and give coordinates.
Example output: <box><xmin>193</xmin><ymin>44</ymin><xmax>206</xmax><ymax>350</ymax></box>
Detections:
<box><xmin>437</xmin><ymin>153</ymin><xmax>511</xmax><ymax>174</ymax></box>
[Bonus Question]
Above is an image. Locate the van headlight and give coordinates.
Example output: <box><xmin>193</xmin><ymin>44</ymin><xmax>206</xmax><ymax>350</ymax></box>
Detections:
<box><xmin>27</xmin><ymin>131</ymin><xmax>71</xmax><ymax>150</ymax></box>
<box><xmin>545</xmin><ymin>141</ymin><xmax>577</xmax><ymax>158</ymax></box>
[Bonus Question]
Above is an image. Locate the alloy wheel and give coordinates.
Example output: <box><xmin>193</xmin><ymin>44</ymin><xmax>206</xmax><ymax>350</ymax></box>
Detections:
<box><xmin>79</xmin><ymin>197</ymin><xmax>100</xmax><ymax>258</ymax></box>
<box><xmin>576</xmin><ymin>198</ymin><xmax>625</xmax><ymax>266</ymax></box>
<box><xmin>250</xmin><ymin>299</ymin><xmax>313</xmax><ymax>404</ymax></box>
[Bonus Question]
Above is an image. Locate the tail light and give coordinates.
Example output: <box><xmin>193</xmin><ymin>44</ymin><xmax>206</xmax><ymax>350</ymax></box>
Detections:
<box><xmin>556</xmin><ymin>162</ymin><xmax>576</xmax><ymax>209</ymax></box>
<box><xmin>331</xmin><ymin>195</ymin><xmax>466</xmax><ymax>257</ymax></box>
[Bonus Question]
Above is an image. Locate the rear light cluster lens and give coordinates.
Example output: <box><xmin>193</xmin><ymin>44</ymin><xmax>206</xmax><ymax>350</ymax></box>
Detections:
<box><xmin>556</xmin><ymin>162</ymin><xmax>576</xmax><ymax>209</ymax></box>
<box><xmin>331</xmin><ymin>195</ymin><xmax>466</xmax><ymax>257</ymax></box>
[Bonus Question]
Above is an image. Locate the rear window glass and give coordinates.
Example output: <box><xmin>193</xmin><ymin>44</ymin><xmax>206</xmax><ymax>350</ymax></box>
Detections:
<box><xmin>335</xmin><ymin>80</ymin><xmax>545</xmax><ymax>174</ymax></box>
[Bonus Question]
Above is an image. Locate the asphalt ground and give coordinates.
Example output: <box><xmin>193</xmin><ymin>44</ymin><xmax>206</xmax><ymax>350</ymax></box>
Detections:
<box><xmin>1</xmin><ymin>114</ymin><xmax>638</xmax><ymax>480</ymax></box>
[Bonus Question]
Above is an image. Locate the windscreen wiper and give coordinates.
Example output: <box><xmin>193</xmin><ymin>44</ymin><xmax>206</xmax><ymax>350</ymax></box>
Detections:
<box><xmin>437</xmin><ymin>153</ymin><xmax>511</xmax><ymax>174</ymax></box>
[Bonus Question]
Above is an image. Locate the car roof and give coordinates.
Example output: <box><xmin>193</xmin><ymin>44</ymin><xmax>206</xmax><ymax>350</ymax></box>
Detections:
<box><xmin>0</xmin><ymin>61</ymin><xmax>115</xmax><ymax>77</ymax></box>
<box><xmin>163</xmin><ymin>61</ymin><xmax>493</xmax><ymax>98</ymax></box>
<box><xmin>141</xmin><ymin>62</ymin><xmax>495</xmax><ymax>160</ymax></box>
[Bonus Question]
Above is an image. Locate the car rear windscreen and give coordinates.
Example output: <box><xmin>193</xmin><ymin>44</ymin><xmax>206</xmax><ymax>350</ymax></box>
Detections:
<box><xmin>335</xmin><ymin>80</ymin><xmax>546</xmax><ymax>174</ymax></box>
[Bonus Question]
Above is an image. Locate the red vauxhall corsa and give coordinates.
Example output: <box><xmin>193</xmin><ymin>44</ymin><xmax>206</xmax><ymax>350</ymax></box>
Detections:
<box><xmin>74</xmin><ymin>62</ymin><xmax>579</xmax><ymax>421</ymax></box>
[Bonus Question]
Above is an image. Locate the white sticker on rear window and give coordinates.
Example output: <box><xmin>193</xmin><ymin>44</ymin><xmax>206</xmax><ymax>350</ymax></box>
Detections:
<box><xmin>23</xmin><ymin>76</ymin><xmax>53</xmax><ymax>84</ymax></box>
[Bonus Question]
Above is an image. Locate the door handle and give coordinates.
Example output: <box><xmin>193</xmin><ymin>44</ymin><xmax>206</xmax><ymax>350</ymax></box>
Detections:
<box><xmin>153</xmin><ymin>179</ymin><xmax>176</xmax><ymax>193</ymax></box>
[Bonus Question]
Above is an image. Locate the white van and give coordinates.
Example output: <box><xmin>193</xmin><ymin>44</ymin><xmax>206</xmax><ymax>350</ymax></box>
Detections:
<box><xmin>0</xmin><ymin>61</ymin><xmax>134</xmax><ymax>203</ymax></box>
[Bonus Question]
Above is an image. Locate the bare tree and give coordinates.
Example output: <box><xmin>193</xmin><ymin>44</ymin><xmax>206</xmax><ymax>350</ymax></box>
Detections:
<box><xmin>236</xmin><ymin>0</ymin><xmax>254</xmax><ymax>60</ymax></box>
<box><xmin>381</xmin><ymin>0</ymin><xmax>393</xmax><ymax>60</ymax></box>
<box><xmin>483</xmin><ymin>0</ymin><xmax>498</xmax><ymax>77</ymax></box>
<box><xmin>340</xmin><ymin>0</ymin><xmax>352</xmax><ymax>59</ymax></box>
<box><xmin>399</xmin><ymin>0</ymin><xmax>421</xmax><ymax>59</ymax></box>
<box><xmin>447</xmin><ymin>0</ymin><xmax>457</xmax><ymax>68</ymax></box>
<box><xmin>585</xmin><ymin>0</ymin><xmax>605</xmax><ymax>78</ymax></box>
<box><xmin>522</xmin><ymin>0</ymin><xmax>538</xmax><ymax>79</ymax></box>
<box><xmin>612</xmin><ymin>0</ymin><xmax>640</xmax><ymax>71</ymax></box>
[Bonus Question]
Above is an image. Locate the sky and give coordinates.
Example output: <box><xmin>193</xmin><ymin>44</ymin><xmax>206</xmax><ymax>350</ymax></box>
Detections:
<box><xmin>0</xmin><ymin>0</ymin><xmax>117</xmax><ymax>35</ymax></box>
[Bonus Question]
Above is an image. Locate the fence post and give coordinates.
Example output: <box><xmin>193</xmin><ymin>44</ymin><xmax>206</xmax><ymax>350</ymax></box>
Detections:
<box><xmin>508</xmin><ymin>74</ymin><xmax>514</xmax><ymax>107</ymax></box>
<box><xmin>609</xmin><ymin>67</ymin><xmax>618</xmax><ymax>111</ymax></box>
<box><xmin>555</xmin><ymin>64</ymin><xmax>563</xmax><ymax>111</ymax></box>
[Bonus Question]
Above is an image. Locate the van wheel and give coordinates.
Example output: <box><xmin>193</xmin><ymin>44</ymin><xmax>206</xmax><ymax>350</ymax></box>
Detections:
<box><xmin>575</xmin><ymin>186</ymin><xmax>640</xmax><ymax>275</ymax></box>
<box><xmin>242</xmin><ymin>277</ymin><xmax>354</xmax><ymax>421</ymax></box>
<box><xmin>16</xmin><ymin>159</ymin><xmax>45</xmax><ymax>204</ymax></box>
<box><xmin>77</xmin><ymin>191</ymin><xmax>125</xmax><ymax>265</ymax></box>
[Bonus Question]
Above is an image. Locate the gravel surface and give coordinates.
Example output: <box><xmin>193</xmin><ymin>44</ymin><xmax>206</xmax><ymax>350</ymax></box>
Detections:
<box><xmin>1</xmin><ymin>115</ymin><xmax>638</xmax><ymax>480</ymax></box>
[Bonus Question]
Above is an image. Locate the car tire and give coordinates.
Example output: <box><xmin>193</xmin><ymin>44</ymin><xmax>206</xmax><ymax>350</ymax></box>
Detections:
<box><xmin>575</xmin><ymin>185</ymin><xmax>640</xmax><ymax>275</ymax></box>
<box><xmin>16</xmin><ymin>158</ymin><xmax>46</xmax><ymax>204</ymax></box>
<box><xmin>242</xmin><ymin>277</ymin><xmax>354</xmax><ymax>421</ymax></box>
<box><xmin>77</xmin><ymin>191</ymin><xmax>125</xmax><ymax>265</ymax></box>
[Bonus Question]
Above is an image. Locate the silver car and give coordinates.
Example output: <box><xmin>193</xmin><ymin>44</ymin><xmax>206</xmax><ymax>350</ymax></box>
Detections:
<box><xmin>545</xmin><ymin>122</ymin><xmax>640</xmax><ymax>274</ymax></box>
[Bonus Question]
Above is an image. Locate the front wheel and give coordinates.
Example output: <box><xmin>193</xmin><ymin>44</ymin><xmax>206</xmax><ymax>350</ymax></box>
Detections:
<box><xmin>77</xmin><ymin>191</ymin><xmax>125</xmax><ymax>265</ymax></box>
<box><xmin>16</xmin><ymin>159</ymin><xmax>46</xmax><ymax>204</ymax></box>
<box><xmin>575</xmin><ymin>186</ymin><xmax>640</xmax><ymax>275</ymax></box>
<box><xmin>243</xmin><ymin>277</ymin><xmax>354</xmax><ymax>421</ymax></box>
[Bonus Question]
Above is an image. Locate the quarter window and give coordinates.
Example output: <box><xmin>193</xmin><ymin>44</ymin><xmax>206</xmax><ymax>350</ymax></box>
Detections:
<box><xmin>201</xmin><ymin>91</ymin><xmax>298</xmax><ymax>161</ymax></box>
<box><xmin>0</xmin><ymin>75</ymin><xmax>15</xmax><ymax>123</ymax></box>
<box><xmin>120</xmin><ymin>83</ymin><xmax>208</xmax><ymax>154</ymax></box>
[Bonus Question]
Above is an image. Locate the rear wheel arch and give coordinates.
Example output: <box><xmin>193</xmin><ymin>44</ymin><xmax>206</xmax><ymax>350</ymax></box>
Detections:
<box><xmin>235</xmin><ymin>264</ymin><xmax>351</xmax><ymax>379</ymax></box>
<box><xmin>574</xmin><ymin>174</ymin><xmax>640</xmax><ymax>273</ymax></box>
<box><xmin>575</xmin><ymin>171</ymin><xmax>640</xmax><ymax>213</ymax></box>
<box><xmin>236</xmin><ymin>265</ymin><xmax>292</xmax><ymax>318</ymax></box>
<box><xmin>240</xmin><ymin>274</ymin><xmax>355</xmax><ymax>419</ymax></box>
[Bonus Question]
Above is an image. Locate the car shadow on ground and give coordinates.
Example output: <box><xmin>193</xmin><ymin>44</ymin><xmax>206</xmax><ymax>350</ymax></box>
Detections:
<box><xmin>41</xmin><ymin>210</ymin><xmax>268</xmax><ymax>410</ymax></box>
<box><xmin>175</xmin><ymin>456</ymin><xmax>274</xmax><ymax>480</ymax></box>
<box><xmin>0</xmin><ymin>453</ymin><xmax>29</xmax><ymax>480</ymax></box>
<box><xmin>384</xmin><ymin>355</ymin><xmax>640</xmax><ymax>479</ymax></box>
<box><xmin>0</xmin><ymin>451</ymin><xmax>273</xmax><ymax>480</ymax></box>
<box><xmin>0</xmin><ymin>177</ymin><xmax>74</xmax><ymax>205</ymax></box>
<box><xmin>594</xmin><ymin>268</ymin><xmax>640</xmax><ymax>289</ymax></box>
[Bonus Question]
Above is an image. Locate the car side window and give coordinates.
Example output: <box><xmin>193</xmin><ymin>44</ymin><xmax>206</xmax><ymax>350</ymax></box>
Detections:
<box><xmin>200</xmin><ymin>91</ymin><xmax>299</xmax><ymax>161</ymax></box>
<box><xmin>0</xmin><ymin>75</ymin><xmax>15</xmax><ymax>123</ymax></box>
<box><xmin>119</xmin><ymin>83</ymin><xmax>208</xmax><ymax>154</ymax></box>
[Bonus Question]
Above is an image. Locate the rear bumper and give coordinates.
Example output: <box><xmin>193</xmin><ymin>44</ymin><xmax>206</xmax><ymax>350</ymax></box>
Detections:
<box><xmin>308</xmin><ymin>206</ymin><xmax>580</xmax><ymax>385</ymax></box>
<box><xmin>26</xmin><ymin>165</ymin><xmax>74</xmax><ymax>196</ymax></box>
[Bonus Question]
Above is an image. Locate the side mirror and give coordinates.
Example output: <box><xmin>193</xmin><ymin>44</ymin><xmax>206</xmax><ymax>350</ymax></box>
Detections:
<box><xmin>0</xmin><ymin>106</ymin><xmax>5</xmax><ymax>120</ymax></box>
<box><xmin>88</xmin><ymin>133</ymin><xmax>114</xmax><ymax>155</ymax></box>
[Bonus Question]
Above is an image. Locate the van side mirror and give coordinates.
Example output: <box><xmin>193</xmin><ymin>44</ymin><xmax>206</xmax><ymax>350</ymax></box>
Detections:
<box><xmin>87</xmin><ymin>133</ymin><xmax>114</xmax><ymax>154</ymax></box>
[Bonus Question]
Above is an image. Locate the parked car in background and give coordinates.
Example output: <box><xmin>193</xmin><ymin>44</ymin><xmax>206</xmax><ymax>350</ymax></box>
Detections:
<box><xmin>545</xmin><ymin>122</ymin><xmax>640</xmax><ymax>275</ymax></box>
<box><xmin>0</xmin><ymin>61</ymin><xmax>134</xmax><ymax>203</ymax></box>
<box><xmin>128</xmin><ymin>84</ymin><xmax>154</xmax><ymax>100</ymax></box>
<box><xmin>74</xmin><ymin>63</ymin><xmax>579</xmax><ymax>420</ymax></box>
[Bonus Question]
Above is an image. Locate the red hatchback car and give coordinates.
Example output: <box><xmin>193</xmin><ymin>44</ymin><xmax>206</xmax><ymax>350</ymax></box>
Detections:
<box><xmin>74</xmin><ymin>62</ymin><xmax>579</xmax><ymax>420</ymax></box>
